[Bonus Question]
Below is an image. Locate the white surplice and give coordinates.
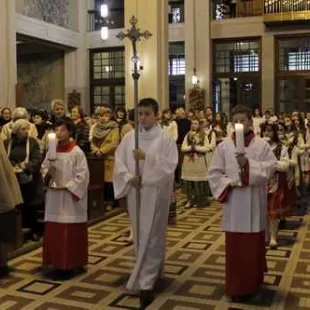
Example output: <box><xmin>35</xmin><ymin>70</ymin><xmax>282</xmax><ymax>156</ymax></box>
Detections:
<box><xmin>113</xmin><ymin>125</ymin><xmax>178</xmax><ymax>290</ymax></box>
<box><xmin>208</xmin><ymin>136</ymin><xmax>277</xmax><ymax>233</ymax></box>
<box><xmin>42</xmin><ymin>145</ymin><xmax>90</xmax><ymax>223</ymax></box>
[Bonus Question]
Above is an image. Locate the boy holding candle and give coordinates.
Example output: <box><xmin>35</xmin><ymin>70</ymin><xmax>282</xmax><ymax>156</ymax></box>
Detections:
<box><xmin>208</xmin><ymin>105</ymin><xmax>277</xmax><ymax>302</ymax></box>
<box><xmin>42</xmin><ymin>117</ymin><xmax>89</xmax><ymax>280</ymax></box>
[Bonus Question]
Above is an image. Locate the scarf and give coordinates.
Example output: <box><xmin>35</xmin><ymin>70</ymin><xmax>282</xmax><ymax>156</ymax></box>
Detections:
<box><xmin>92</xmin><ymin>121</ymin><xmax>118</xmax><ymax>140</ymax></box>
<box><xmin>57</xmin><ymin>141</ymin><xmax>76</xmax><ymax>153</ymax></box>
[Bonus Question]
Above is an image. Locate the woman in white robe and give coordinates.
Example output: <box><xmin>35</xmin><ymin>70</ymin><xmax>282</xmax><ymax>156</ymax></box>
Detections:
<box><xmin>113</xmin><ymin>98</ymin><xmax>178</xmax><ymax>309</ymax></box>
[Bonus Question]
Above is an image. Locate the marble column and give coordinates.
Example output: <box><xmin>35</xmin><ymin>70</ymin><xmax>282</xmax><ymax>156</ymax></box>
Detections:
<box><xmin>185</xmin><ymin>0</ymin><xmax>211</xmax><ymax>109</ymax></box>
<box><xmin>124</xmin><ymin>0</ymin><xmax>169</xmax><ymax>110</ymax></box>
<box><xmin>64</xmin><ymin>0</ymin><xmax>90</xmax><ymax>114</ymax></box>
<box><xmin>261</xmin><ymin>35</ymin><xmax>275</xmax><ymax>112</ymax></box>
<box><xmin>0</xmin><ymin>0</ymin><xmax>17</xmax><ymax>109</ymax></box>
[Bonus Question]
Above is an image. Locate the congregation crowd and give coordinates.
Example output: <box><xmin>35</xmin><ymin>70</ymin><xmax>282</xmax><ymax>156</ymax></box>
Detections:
<box><xmin>0</xmin><ymin>99</ymin><xmax>309</xmax><ymax>308</ymax></box>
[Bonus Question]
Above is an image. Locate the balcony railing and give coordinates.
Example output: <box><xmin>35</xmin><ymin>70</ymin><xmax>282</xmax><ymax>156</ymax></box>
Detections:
<box><xmin>212</xmin><ymin>0</ymin><xmax>263</xmax><ymax>20</ymax></box>
<box><xmin>265</xmin><ymin>0</ymin><xmax>310</xmax><ymax>13</ymax></box>
<box><xmin>264</xmin><ymin>0</ymin><xmax>310</xmax><ymax>24</ymax></box>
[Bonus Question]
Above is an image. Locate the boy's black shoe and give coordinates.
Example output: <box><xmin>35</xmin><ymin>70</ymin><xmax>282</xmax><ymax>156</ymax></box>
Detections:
<box><xmin>139</xmin><ymin>290</ymin><xmax>154</xmax><ymax>309</ymax></box>
<box><xmin>0</xmin><ymin>265</ymin><xmax>9</xmax><ymax>278</ymax></box>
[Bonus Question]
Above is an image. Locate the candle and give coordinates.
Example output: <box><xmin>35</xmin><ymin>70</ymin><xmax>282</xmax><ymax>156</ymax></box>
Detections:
<box><xmin>235</xmin><ymin>123</ymin><xmax>245</xmax><ymax>154</ymax></box>
<box><xmin>48</xmin><ymin>133</ymin><xmax>57</xmax><ymax>160</ymax></box>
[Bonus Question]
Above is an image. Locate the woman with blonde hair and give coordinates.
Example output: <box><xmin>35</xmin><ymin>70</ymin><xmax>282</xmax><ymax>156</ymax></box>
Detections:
<box><xmin>1</xmin><ymin>107</ymin><xmax>38</xmax><ymax>141</ymax></box>
<box><xmin>90</xmin><ymin>107</ymin><xmax>120</xmax><ymax>209</ymax></box>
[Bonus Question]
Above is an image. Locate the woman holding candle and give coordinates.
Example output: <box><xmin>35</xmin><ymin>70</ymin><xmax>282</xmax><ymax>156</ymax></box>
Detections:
<box><xmin>42</xmin><ymin>117</ymin><xmax>89</xmax><ymax>280</ymax></box>
<box><xmin>181</xmin><ymin>118</ymin><xmax>210</xmax><ymax>208</ymax></box>
<box><xmin>262</xmin><ymin>123</ymin><xmax>290</xmax><ymax>249</ymax></box>
<box><xmin>208</xmin><ymin>104</ymin><xmax>277</xmax><ymax>302</ymax></box>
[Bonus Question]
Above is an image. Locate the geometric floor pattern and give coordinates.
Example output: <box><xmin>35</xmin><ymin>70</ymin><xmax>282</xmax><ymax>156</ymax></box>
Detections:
<box><xmin>1</xmin><ymin>193</ymin><xmax>310</xmax><ymax>310</ymax></box>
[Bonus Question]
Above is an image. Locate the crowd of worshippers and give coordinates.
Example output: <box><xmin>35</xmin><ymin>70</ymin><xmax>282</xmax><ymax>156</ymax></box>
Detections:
<box><xmin>1</xmin><ymin>97</ymin><xmax>310</xmax><ymax>308</ymax></box>
<box><xmin>0</xmin><ymin>100</ymin><xmax>134</xmax><ymax>243</ymax></box>
<box><xmin>0</xmin><ymin>102</ymin><xmax>309</xmax><ymax>240</ymax></box>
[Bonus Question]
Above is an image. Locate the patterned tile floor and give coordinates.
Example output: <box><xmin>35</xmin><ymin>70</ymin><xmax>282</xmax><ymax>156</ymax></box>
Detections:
<box><xmin>1</xmin><ymin>193</ymin><xmax>310</xmax><ymax>310</ymax></box>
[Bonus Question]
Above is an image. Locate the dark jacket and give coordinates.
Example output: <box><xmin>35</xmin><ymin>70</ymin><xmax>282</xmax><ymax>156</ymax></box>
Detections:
<box><xmin>176</xmin><ymin>117</ymin><xmax>191</xmax><ymax>145</ymax></box>
<box><xmin>75</xmin><ymin>119</ymin><xmax>90</xmax><ymax>153</ymax></box>
<box><xmin>4</xmin><ymin>137</ymin><xmax>44</xmax><ymax>206</ymax></box>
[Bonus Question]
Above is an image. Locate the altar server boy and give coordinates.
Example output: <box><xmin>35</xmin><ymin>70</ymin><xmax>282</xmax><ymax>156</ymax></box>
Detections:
<box><xmin>113</xmin><ymin>98</ymin><xmax>178</xmax><ymax>308</ymax></box>
<box><xmin>208</xmin><ymin>105</ymin><xmax>277</xmax><ymax>302</ymax></box>
<box><xmin>42</xmin><ymin>117</ymin><xmax>89</xmax><ymax>280</ymax></box>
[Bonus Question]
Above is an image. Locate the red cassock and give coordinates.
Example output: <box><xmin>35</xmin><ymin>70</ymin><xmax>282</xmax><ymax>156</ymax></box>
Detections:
<box><xmin>42</xmin><ymin>141</ymin><xmax>89</xmax><ymax>270</ymax></box>
<box><xmin>225</xmin><ymin>231</ymin><xmax>267</xmax><ymax>297</ymax></box>
<box><xmin>268</xmin><ymin>172</ymin><xmax>292</xmax><ymax>219</ymax></box>
<box><xmin>219</xmin><ymin>157</ymin><xmax>266</xmax><ymax>297</ymax></box>
<box><xmin>43</xmin><ymin>222</ymin><xmax>88</xmax><ymax>270</ymax></box>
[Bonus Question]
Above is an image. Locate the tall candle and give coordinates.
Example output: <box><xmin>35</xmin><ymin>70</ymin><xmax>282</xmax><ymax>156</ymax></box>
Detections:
<box><xmin>48</xmin><ymin>133</ymin><xmax>57</xmax><ymax>160</ymax></box>
<box><xmin>235</xmin><ymin>123</ymin><xmax>245</xmax><ymax>154</ymax></box>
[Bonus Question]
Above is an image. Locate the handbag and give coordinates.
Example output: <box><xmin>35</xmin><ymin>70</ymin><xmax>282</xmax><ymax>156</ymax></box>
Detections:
<box><xmin>16</xmin><ymin>172</ymin><xmax>33</xmax><ymax>185</ymax></box>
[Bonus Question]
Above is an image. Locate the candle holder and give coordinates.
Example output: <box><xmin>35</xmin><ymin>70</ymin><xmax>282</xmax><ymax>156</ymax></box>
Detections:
<box><xmin>235</xmin><ymin>152</ymin><xmax>246</xmax><ymax>187</ymax></box>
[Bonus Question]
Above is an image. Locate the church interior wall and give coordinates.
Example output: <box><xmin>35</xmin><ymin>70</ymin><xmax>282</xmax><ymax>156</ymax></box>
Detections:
<box><xmin>16</xmin><ymin>0</ymin><xmax>78</xmax><ymax>31</ymax></box>
<box><xmin>6</xmin><ymin>0</ymin><xmax>310</xmax><ymax>113</ymax></box>
<box><xmin>17</xmin><ymin>50</ymin><xmax>65</xmax><ymax>110</ymax></box>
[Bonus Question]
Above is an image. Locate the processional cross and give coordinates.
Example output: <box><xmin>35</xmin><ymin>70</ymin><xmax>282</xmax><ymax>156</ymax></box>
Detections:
<box><xmin>117</xmin><ymin>16</ymin><xmax>152</xmax><ymax>247</ymax></box>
